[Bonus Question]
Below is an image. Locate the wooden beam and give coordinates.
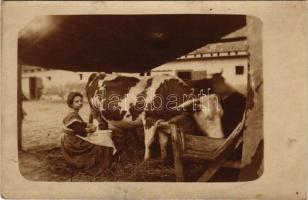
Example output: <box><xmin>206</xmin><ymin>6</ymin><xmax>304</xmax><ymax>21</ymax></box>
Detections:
<box><xmin>198</xmin><ymin>160</ymin><xmax>242</xmax><ymax>182</ymax></box>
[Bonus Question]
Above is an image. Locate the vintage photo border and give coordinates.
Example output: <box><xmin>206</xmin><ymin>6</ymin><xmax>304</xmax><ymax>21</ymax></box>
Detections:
<box><xmin>1</xmin><ymin>1</ymin><xmax>307</xmax><ymax>199</ymax></box>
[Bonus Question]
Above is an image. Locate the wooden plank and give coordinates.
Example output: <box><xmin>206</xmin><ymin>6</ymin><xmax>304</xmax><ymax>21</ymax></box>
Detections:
<box><xmin>170</xmin><ymin>124</ymin><xmax>184</xmax><ymax>181</ymax></box>
<box><xmin>184</xmin><ymin>134</ymin><xmax>225</xmax><ymax>155</ymax></box>
<box><xmin>183</xmin><ymin>150</ymin><xmax>216</xmax><ymax>160</ymax></box>
<box><xmin>198</xmin><ymin>132</ymin><xmax>243</xmax><ymax>182</ymax></box>
<box><xmin>214</xmin><ymin>114</ymin><xmax>245</xmax><ymax>157</ymax></box>
<box><xmin>198</xmin><ymin>157</ymin><xmax>242</xmax><ymax>182</ymax></box>
<box><xmin>221</xmin><ymin>161</ymin><xmax>242</xmax><ymax>169</ymax></box>
<box><xmin>198</xmin><ymin>162</ymin><xmax>221</xmax><ymax>182</ymax></box>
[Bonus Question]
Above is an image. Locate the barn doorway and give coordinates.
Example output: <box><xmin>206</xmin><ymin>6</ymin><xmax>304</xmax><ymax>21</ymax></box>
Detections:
<box><xmin>177</xmin><ymin>71</ymin><xmax>192</xmax><ymax>80</ymax></box>
<box><xmin>29</xmin><ymin>77</ymin><xmax>43</xmax><ymax>100</ymax></box>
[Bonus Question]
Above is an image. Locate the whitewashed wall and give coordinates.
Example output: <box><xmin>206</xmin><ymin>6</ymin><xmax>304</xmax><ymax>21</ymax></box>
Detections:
<box><xmin>21</xmin><ymin>78</ymin><xmax>30</xmax><ymax>98</ymax></box>
<box><xmin>22</xmin><ymin>70</ymin><xmax>93</xmax><ymax>85</ymax></box>
<box><xmin>22</xmin><ymin>69</ymin><xmax>94</xmax><ymax>99</ymax></box>
<box><xmin>152</xmin><ymin>57</ymin><xmax>248</xmax><ymax>94</ymax></box>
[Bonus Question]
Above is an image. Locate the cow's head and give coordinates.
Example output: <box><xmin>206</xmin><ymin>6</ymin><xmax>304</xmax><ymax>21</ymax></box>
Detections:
<box><xmin>177</xmin><ymin>94</ymin><xmax>224</xmax><ymax>138</ymax></box>
<box><xmin>210</xmin><ymin>70</ymin><xmax>237</xmax><ymax>99</ymax></box>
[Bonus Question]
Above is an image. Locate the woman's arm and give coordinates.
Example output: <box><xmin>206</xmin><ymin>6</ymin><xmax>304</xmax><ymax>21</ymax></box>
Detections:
<box><xmin>68</xmin><ymin>121</ymin><xmax>88</xmax><ymax>137</ymax></box>
<box><xmin>86</xmin><ymin>125</ymin><xmax>97</xmax><ymax>133</ymax></box>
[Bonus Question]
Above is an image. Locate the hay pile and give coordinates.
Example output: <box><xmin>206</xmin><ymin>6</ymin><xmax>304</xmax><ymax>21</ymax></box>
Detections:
<box><xmin>22</xmin><ymin>128</ymin><xmax>177</xmax><ymax>182</ymax></box>
<box><xmin>94</xmin><ymin>128</ymin><xmax>176</xmax><ymax>182</ymax></box>
<box><xmin>20</xmin><ymin>129</ymin><xmax>236</xmax><ymax>182</ymax></box>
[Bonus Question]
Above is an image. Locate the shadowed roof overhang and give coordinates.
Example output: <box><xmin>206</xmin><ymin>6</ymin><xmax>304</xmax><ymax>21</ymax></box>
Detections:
<box><xmin>18</xmin><ymin>15</ymin><xmax>246</xmax><ymax>72</ymax></box>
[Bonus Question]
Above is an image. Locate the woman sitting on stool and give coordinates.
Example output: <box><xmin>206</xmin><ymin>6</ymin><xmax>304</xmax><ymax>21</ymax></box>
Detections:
<box><xmin>61</xmin><ymin>92</ymin><xmax>109</xmax><ymax>176</ymax></box>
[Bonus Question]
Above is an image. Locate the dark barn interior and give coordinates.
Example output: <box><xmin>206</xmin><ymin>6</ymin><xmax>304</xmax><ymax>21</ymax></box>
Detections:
<box><xmin>18</xmin><ymin>15</ymin><xmax>246</xmax><ymax>72</ymax></box>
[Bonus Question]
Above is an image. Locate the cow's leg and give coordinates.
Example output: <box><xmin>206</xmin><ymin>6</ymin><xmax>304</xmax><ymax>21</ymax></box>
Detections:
<box><xmin>88</xmin><ymin>112</ymin><xmax>94</xmax><ymax>123</ymax></box>
<box><xmin>143</xmin><ymin>126</ymin><xmax>157</xmax><ymax>161</ymax></box>
<box><xmin>91</xmin><ymin>110</ymin><xmax>108</xmax><ymax>130</ymax></box>
<box><xmin>158</xmin><ymin>130</ymin><xmax>168</xmax><ymax>160</ymax></box>
<box><xmin>142</xmin><ymin>115</ymin><xmax>159</xmax><ymax>161</ymax></box>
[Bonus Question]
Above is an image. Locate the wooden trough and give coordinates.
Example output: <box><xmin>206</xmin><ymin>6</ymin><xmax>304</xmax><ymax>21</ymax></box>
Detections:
<box><xmin>159</xmin><ymin>113</ymin><xmax>246</xmax><ymax>182</ymax></box>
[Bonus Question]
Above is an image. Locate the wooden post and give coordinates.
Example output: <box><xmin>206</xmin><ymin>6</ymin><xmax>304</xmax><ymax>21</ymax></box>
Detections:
<box><xmin>170</xmin><ymin>123</ymin><xmax>184</xmax><ymax>182</ymax></box>
<box><xmin>239</xmin><ymin>16</ymin><xmax>264</xmax><ymax>181</ymax></box>
<box><xmin>17</xmin><ymin>62</ymin><xmax>22</xmax><ymax>151</ymax></box>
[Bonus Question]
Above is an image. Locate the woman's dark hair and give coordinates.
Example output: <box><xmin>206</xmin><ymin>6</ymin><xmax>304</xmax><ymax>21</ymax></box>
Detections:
<box><xmin>67</xmin><ymin>92</ymin><xmax>83</xmax><ymax>108</ymax></box>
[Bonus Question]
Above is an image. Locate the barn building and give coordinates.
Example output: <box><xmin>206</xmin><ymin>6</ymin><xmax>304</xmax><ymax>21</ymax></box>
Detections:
<box><xmin>151</xmin><ymin>27</ymin><xmax>248</xmax><ymax>95</ymax></box>
<box><xmin>151</xmin><ymin>40</ymin><xmax>248</xmax><ymax>94</ymax></box>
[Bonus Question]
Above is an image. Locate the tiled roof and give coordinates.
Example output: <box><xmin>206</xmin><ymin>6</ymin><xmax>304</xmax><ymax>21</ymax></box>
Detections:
<box><xmin>188</xmin><ymin>26</ymin><xmax>248</xmax><ymax>55</ymax></box>
<box><xmin>22</xmin><ymin>65</ymin><xmax>47</xmax><ymax>73</ymax></box>
<box><xmin>190</xmin><ymin>40</ymin><xmax>248</xmax><ymax>55</ymax></box>
<box><xmin>22</xmin><ymin>65</ymin><xmax>44</xmax><ymax>70</ymax></box>
<box><xmin>222</xmin><ymin>26</ymin><xmax>247</xmax><ymax>39</ymax></box>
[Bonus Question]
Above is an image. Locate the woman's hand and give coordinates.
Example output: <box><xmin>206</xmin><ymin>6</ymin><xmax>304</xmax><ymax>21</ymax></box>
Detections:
<box><xmin>87</xmin><ymin>123</ymin><xmax>94</xmax><ymax>128</ymax></box>
<box><xmin>86</xmin><ymin>125</ymin><xmax>97</xmax><ymax>133</ymax></box>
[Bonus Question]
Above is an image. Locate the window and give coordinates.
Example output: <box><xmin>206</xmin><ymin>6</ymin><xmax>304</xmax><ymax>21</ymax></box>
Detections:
<box><xmin>140</xmin><ymin>72</ymin><xmax>145</xmax><ymax>76</ymax></box>
<box><xmin>177</xmin><ymin>71</ymin><xmax>192</xmax><ymax>80</ymax></box>
<box><xmin>47</xmin><ymin>76</ymin><xmax>51</xmax><ymax>81</ymax></box>
<box><xmin>79</xmin><ymin>74</ymin><xmax>83</xmax><ymax>80</ymax></box>
<box><xmin>235</xmin><ymin>66</ymin><xmax>244</xmax><ymax>75</ymax></box>
<box><xmin>146</xmin><ymin>71</ymin><xmax>151</xmax><ymax>76</ymax></box>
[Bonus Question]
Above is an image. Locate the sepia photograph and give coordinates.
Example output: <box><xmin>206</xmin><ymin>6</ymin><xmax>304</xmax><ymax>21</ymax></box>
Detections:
<box><xmin>18</xmin><ymin>14</ymin><xmax>262</xmax><ymax>182</ymax></box>
<box><xmin>1</xmin><ymin>2</ymin><xmax>307</xmax><ymax>199</ymax></box>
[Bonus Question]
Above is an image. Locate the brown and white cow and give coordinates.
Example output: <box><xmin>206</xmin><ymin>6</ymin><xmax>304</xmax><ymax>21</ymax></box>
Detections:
<box><xmin>86</xmin><ymin>73</ymin><xmax>224</xmax><ymax>160</ymax></box>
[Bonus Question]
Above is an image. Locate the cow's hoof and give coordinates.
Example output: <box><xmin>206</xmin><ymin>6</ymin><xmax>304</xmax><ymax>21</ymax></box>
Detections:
<box><xmin>142</xmin><ymin>158</ymin><xmax>150</xmax><ymax>163</ymax></box>
<box><xmin>157</xmin><ymin>157</ymin><xmax>168</xmax><ymax>165</ymax></box>
<box><xmin>142</xmin><ymin>157</ymin><xmax>155</xmax><ymax>164</ymax></box>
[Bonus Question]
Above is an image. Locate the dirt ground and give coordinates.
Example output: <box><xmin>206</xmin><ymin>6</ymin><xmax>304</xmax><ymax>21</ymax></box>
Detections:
<box><xmin>20</xmin><ymin>100</ymin><xmax>240</xmax><ymax>182</ymax></box>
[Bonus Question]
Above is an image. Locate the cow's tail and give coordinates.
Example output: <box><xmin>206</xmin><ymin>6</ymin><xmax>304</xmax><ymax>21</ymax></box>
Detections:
<box><xmin>86</xmin><ymin>73</ymin><xmax>98</xmax><ymax>88</ymax></box>
<box><xmin>85</xmin><ymin>73</ymin><xmax>97</xmax><ymax>100</ymax></box>
<box><xmin>86</xmin><ymin>73</ymin><xmax>97</xmax><ymax>123</ymax></box>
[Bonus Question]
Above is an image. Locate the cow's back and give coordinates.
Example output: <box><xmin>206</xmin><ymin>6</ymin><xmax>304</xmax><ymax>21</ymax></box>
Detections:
<box><xmin>144</xmin><ymin>76</ymin><xmax>194</xmax><ymax>120</ymax></box>
<box><xmin>86</xmin><ymin>73</ymin><xmax>194</xmax><ymax>128</ymax></box>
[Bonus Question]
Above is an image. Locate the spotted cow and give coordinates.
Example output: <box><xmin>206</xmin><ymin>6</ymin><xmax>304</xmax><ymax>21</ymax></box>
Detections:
<box><xmin>86</xmin><ymin>73</ymin><xmax>224</xmax><ymax>160</ymax></box>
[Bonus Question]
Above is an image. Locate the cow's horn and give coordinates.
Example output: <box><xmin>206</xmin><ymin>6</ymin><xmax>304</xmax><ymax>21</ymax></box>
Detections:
<box><xmin>177</xmin><ymin>98</ymin><xmax>200</xmax><ymax>109</ymax></box>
